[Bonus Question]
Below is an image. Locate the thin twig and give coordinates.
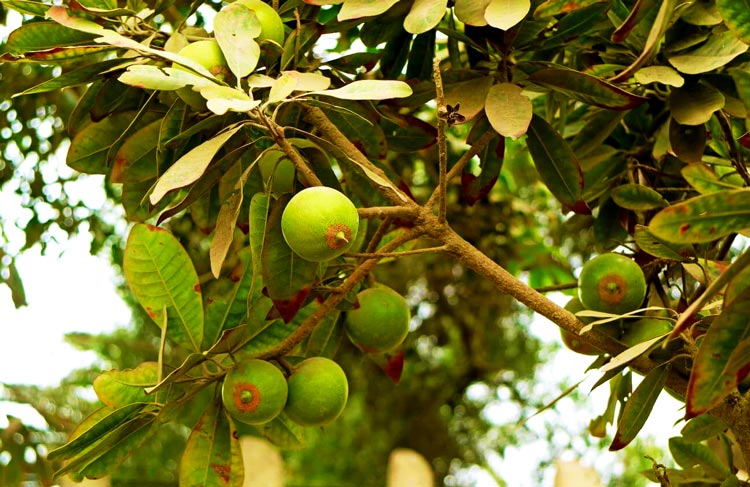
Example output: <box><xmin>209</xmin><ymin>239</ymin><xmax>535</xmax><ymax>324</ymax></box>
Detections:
<box><xmin>260</xmin><ymin>112</ymin><xmax>322</xmax><ymax>187</ymax></box>
<box><xmin>433</xmin><ymin>58</ymin><xmax>448</xmax><ymax>223</ymax></box>
<box><xmin>365</xmin><ymin>216</ymin><xmax>393</xmax><ymax>254</ymax></box>
<box><xmin>347</xmin><ymin>245</ymin><xmax>447</xmax><ymax>259</ymax></box>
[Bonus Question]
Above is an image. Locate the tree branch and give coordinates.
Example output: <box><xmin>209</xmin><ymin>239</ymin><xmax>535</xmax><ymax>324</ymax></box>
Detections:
<box><xmin>433</xmin><ymin>58</ymin><xmax>448</xmax><ymax>223</ymax></box>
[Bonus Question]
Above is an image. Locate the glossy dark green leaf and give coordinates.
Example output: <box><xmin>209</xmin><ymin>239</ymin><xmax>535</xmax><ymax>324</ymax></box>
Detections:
<box><xmin>322</xmin><ymin>101</ymin><xmax>387</xmax><ymax>161</ymax></box>
<box><xmin>305</xmin><ymin>308</ymin><xmax>343</xmax><ymax>358</ymax></box>
<box><xmin>14</xmin><ymin>58</ymin><xmax>129</xmax><ymax>96</ymax></box>
<box><xmin>123</xmin><ymin>223</ymin><xmax>204</xmax><ymax>352</ymax></box>
<box><xmin>528</xmin><ymin>68</ymin><xmax>647</xmax><ymax>110</ymax></box>
<box><xmin>462</xmin><ymin>134</ymin><xmax>504</xmax><ymax>206</ymax></box>
<box><xmin>570</xmin><ymin>109</ymin><xmax>624</xmax><ymax>157</ymax></box>
<box><xmin>669</xmin><ymin>436</ymin><xmax>732</xmax><ymax>480</ymax></box>
<box><xmin>668</xmin><ymin>30</ymin><xmax>748</xmax><ymax>75</ymax></box>
<box><xmin>680</xmin><ymin>414</ymin><xmax>729</xmax><ymax>443</ymax></box>
<box><xmin>649</xmin><ymin>188</ymin><xmax>750</xmax><ymax>243</ymax></box>
<box><xmin>540</xmin><ymin>2</ymin><xmax>610</xmax><ymax>46</ymax></box>
<box><xmin>180</xmin><ymin>400</ymin><xmax>244</xmax><ymax>487</ymax></box>
<box><xmin>67</xmin><ymin>111</ymin><xmax>139</xmax><ymax>174</ymax></box>
<box><xmin>78</xmin><ymin>416</ymin><xmax>157</xmax><ymax>480</ymax></box>
<box><xmin>686</xmin><ymin>287</ymin><xmax>750</xmax><ymax>418</ymax></box>
<box><xmin>380</xmin><ymin>113</ymin><xmax>437</xmax><ymax>152</ymax></box>
<box><xmin>526</xmin><ymin>115</ymin><xmax>586</xmax><ymax>212</ymax></box>
<box><xmin>111</xmin><ymin>118</ymin><xmax>161</xmax><ymax>183</ymax></box>
<box><xmin>609</xmin><ymin>363</ymin><xmax>670</xmax><ymax>451</ymax></box>
<box><xmin>3</xmin><ymin>21</ymin><xmax>97</xmax><ymax>55</ymax></box>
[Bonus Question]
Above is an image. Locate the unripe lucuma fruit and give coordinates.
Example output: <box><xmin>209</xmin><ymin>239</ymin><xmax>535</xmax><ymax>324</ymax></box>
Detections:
<box><xmin>345</xmin><ymin>285</ymin><xmax>410</xmax><ymax>353</ymax></box>
<box><xmin>284</xmin><ymin>357</ymin><xmax>348</xmax><ymax>427</ymax></box>
<box><xmin>234</xmin><ymin>0</ymin><xmax>285</xmax><ymax>45</ymax></box>
<box><xmin>281</xmin><ymin>186</ymin><xmax>359</xmax><ymax>262</ymax></box>
<box><xmin>221</xmin><ymin>359</ymin><xmax>288</xmax><ymax>425</ymax></box>
<box><xmin>578</xmin><ymin>253</ymin><xmax>647</xmax><ymax>315</ymax></box>
<box><xmin>173</xmin><ymin>39</ymin><xmax>231</xmax><ymax>111</ymax></box>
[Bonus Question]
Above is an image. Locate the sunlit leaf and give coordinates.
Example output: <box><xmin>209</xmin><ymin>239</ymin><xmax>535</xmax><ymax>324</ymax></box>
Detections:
<box><xmin>454</xmin><ymin>0</ymin><xmax>491</xmax><ymax>26</ymax></box>
<box><xmin>210</xmin><ymin>191</ymin><xmax>243</xmax><ymax>278</ymax></box>
<box><xmin>611</xmin><ymin>183</ymin><xmax>668</xmax><ymax>210</ymax></box>
<box><xmin>484</xmin><ymin>0</ymin><xmax>530</xmax><ymax>30</ymax></box>
<box><xmin>214</xmin><ymin>3</ymin><xmax>261</xmax><ymax>79</ymax></box>
<box><xmin>668</xmin><ymin>30</ymin><xmax>749</xmax><ymax>74</ymax></box>
<box><xmin>634</xmin><ymin>66</ymin><xmax>684</xmax><ymax>87</ymax></box>
<box><xmin>716</xmin><ymin>0</ymin><xmax>750</xmax><ymax>44</ymax></box>
<box><xmin>670</xmin><ymin>82</ymin><xmax>725</xmax><ymax>126</ymax></box>
<box><xmin>682</xmin><ymin>163</ymin><xmax>744</xmax><ymax>194</ymax></box>
<box><xmin>93</xmin><ymin>362</ymin><xmax>160</xmax><ymax>408</ymax></box>
<box><xmin>404</xmin><ymin>0</ymin><xmax>448</xmax><ymax>34</ymax></box>
<box><xmin>123</xmin><ymin>224</ymin><xmax>204</xmax><ymax>352</ymax></box>
<box><xmin>338</xmin><ymin>0</ymin><xmax>399</xmax><ymax>20</ymax></box>
<box><xmin>313</xmin><ymin>80</ymin><xmax>413</xmax><ymax>100</ymax></box>
<box><xmin>484</xmin><ymin>82</ymin><xmax>532</xmax><ymax>139</ymax></box>
<box><xmin>649</xmin><ymin>188</ymin><xmax>750</xmax><ymax>243</ymax></box>
<box><xmin>150</xmin><ymin>125</ymin><xmax>243</xmax><ymax>204</ymax></box>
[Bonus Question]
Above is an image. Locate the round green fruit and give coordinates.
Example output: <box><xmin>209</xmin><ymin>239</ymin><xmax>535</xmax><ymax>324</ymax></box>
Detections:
<box><xmin>284</xmin><ymin>357</ymin><xmax>348</xmax><ymax>427</ymax></box>
<box><xmin>235</xmin><ymin>0</ymin><xmax>285</xmax><ymax>45</ymax></box>
<box><xmin>258</xmin><ymin>149</ymin><xmax>295</xmax><ymax>196</ymax></box>
<box><xmin>578</xmin><ymin>253</ymin><xmax>647</xmax><ymax>315</ymax></box>
<box><xmin>281</xmin><ymin>186</ymin><xmax>359</xmax><ymax>262</ymax></box>
<box><xmin>345</xmin><ymin>285</ymin><xmax>410</xmax><ymax>353</ymax></box>
<box><xmin>174</xmin><ymin>39</ymin><xmax>231</xmax><ymax>111</ymax></box>
<box><xmin>621</xmin><ymin>316</ymin><xmax>673</xmax><ymax>347</ymax></box>
<box><xmin>222</xmin><ymin>359</ymin><xmax>288</xmax><ymax>425</ymax></box>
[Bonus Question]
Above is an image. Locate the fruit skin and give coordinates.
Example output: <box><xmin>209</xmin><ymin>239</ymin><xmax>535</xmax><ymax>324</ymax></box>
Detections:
<box><xmin>258</xmin><ymin>149</ymin><xmax>295</xmax><ymax>196</ymax></box>
<box><xmin>281</xmin><ymin>186</ymin><xmax>359</xmax><ymax>262</ymax></box>
<box><xmin>345</xmin><ymin>285</ymin><xmax>410</xmax><ymax>353</ymax></box>
<box><xmin>222</xmin><ymin>359</ymin><xmax>288</xmax><ymax>425</ymax></box>
<box><xmin>235</xmin><ymin>0</ymin><xmax>285</xmax><ymax>45</ymax></box>
<box><xmin>578</xmin><ymin>253</ymin><xmax>647</xmax><ymax>315</ymax></box>
<box><xmin>174</xmin><ymin>39</ymin><xmax>231</xmax><ymax>111</ymax></box>
<box><xmin>621</xmin><ymin>316</ymin><xmax>673</xmax><ymax>347</ymax></box>
<box><xmin>284</xmin><ymin>357</ymin><xmax>348</xmax><ymax>427</ymax></box>
<box><xmin>560</xmin><ymin>297</ymin><xmax>621</xmax><ymax>355</ymax></box>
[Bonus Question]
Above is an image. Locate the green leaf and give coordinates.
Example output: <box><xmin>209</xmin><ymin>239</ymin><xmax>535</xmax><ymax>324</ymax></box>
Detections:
<box><xmin>528</xmin><ymin>67</ymin><xmax>648</xmax><ymax>110</ymax></box>
<box><xmin>338</xmin><ymin>0</ymin><xmax>399</xmax><ymax>20</ymax></box>
<box><xmin>123</xmin><ymin>224</ymin><xmax>204</xmax><ymax>352</ymax></box>
<box><xmin>680</xmin><ymin>414</ymin><xmax>729</xmax><ymax>443</ymax></box>
<box><xmin>686</xmin><ymin>287</ymin><xmax>750</xmax><ymax>418</ymax></box>
<box><xmin>67</xmin><ymin>111</ymin><xmax>139</xmax><ymax>174</ymax></box>
<box><xmin>314</xmin><ymin>80</ymin><xmax>413</xmax><ymax>100</ymax></box>
<box><xmin>117</xmin><ymin>64</ymin><xmax>191</xmax><ymax>91</ymax></box>
<box><xmin>454</xmin><ymin>0</ymin><xmax>491</xmax><ymax>26</ymax></box>
<box><xmin>261</xmin><ymin>197</ymin><xmax>319</xmax><ymax>302</ymax></box>
<box><xmin>484</xmin><ymin>82</ymin><xmax>532</xmax><ymax>139</ymax></box>
<box><xmin>404</xmin><ymin>0</ymin><xmax>447</xmax><ymax>34</ymax></box>
<box><xmin>570</xmin><ymin>109</ymin><xmax>625</xmax><ymax>158</ymax></box>
<box><xmin>93</xmin><ymin>362</ymin><xmax>160</xmax><ymax>408</ymax></box>
<box><xmin>305</xmin><ymin>308</ymin><xmax>343</xmax><ymax>357</ymax></box>
<box><xmin>443</xmin><ymin>75</ymin><xmax>494</xmax><ymax>122</ymax></box>
<box><xmin>668</xmin><ymin>30</ymin><xmax>749</xmax><ymax>74</ymax></box>
<box><xmin>633</xmin><ymin>224</ymin><xmax>694</xmax><ymax>262</ymax></box>
<box><xmin>648</xmin><ymin>188</ymin><xmax>750</xmax><ymax>243</ymax></box>
<box><xmin>669</xmin><ymin>119</ymin><xmax>706</xmax><ymax>165</ymax></box>
<box><xmin>180</xmin><ymin>400</ymin><xmax>244</xmax><ymax>487</ymax></box>
<box><xmin>249</xmin><ymin>193</ymin><xmax>271</xmax><ymax>300</ymax></box>
<box><xmin>485</xmin><ymin>0</ymin><xmax>530</xmax><ymax>30</ymax></box>
<box><xmin>669</xmin><ymin>436</ymin><xmax>732</xmax><ymax>480</ymax></box>
<box><xmin>47</xmin><ymin>403</ymin><xmax>146</xmax><ymax>461</ymax></box>
<box><xmin>525</xmin><ymin>114</ymin><xmax>585</xmax><ymax>212</ymax></box>
<box><xmin>14</xmin><ymin>59</ymin><xmax>129</xmax><ymax>96</ymax></box>
<box><xmin>210</xmin><ymin>191</ymin><xmax>243</xmax><ymax>279</ymax></box>
<box><xmin>257</xmin><ymin>414</ymin><xmax>306</xmax><ymax>450</ymax></box>
<box><xmin>214</xmin><ymin>3</ymin><xmax>261</xmax><ymax>79</ymax></box>
<box><xmin>3</xmin><ymin>20</ymin><xmax>97</xmax><ymax>55</ymax></box>
<box><xmin>150</xmin><ymin>125</ymin><xmax>243</xmax><ymax>204</ymax></box>
<box><xmin>716</xmin><ymin>0</ymin><xmax>750</xmax><ymax>44</ymax></box>
<box><xmin>682</xmin><ymin>163</ymin><xmax>744</xmax><ymax>194</ymax></box>
<box><xmin>729</xmin><ymin>67</ymin><xmax>750</xmax><ymax>115</ymax></box>
<box><xmin>111</xmin><ymin>118</ymin><xmax>161</xmax><ymax>183</ymax></box>
<box><xmin>634</xmin><ymin>66</ymin><xmax>684</xmax><ymax>87</ymax></box>
<box><xmin>611</xmin><ymin>183</ymin><xmax>668</xmax><ymax>210</ymax></box>
<box><xmin>670</xmin><ymin>82</ymin><xmax>725</xmax><ymax>126</ymax></box>
<box><xmin>609</xmin><ymin>363</ymin><xmax>670</xmax><ymax>451</ymax></box>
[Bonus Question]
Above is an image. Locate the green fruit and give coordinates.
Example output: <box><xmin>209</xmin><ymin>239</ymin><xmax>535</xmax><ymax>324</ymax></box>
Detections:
<box><xmin>345</xmin><ymin>285</ymin><xmax>410</xmax><ymax>353</ymax></box>
<box><xmin>285</xmin><ymin>357</ymin><xmax>348</xmax><ymax>427</ymax></box>
<box><xmin>235</xmin><ymin>0</ymin><xmax>285</xmax><ymax>45</ymax></box>
<box><xmin>258</xmin><ymin>149</ymin><xmax>295</xmax><ymax>196</ymax></box>
<box><xmin>621</xmin><ymin>316</ymin><xmax>673</xmax><ymax>347</ymax></box>
<box><xmin>578</xmin><ymin>253</ymin><xmax>647</xmax><ymax>315</ymax></box>
<box><xmin>560</xmin><ymin>297</ymin><xmax>620</xmax><ymax>355</ymax></box>
<box><xmin>281</xmin><ymin>186</ymin><xmax>359</xmax><ymax>262</ymax></box>
<box><xmin>174</xmin><ymin>39</ymin><xmax>231</xmax><ymax>111</ymax></box>
<box><xmin>222</xmin><ymin>359</ymin><xmax>288</xmax><ymax>425</ymax></box>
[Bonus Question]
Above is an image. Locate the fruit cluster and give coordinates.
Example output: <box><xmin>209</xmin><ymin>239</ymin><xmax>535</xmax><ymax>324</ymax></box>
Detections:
<box><xmin>561</xmin><ymin>253</ymin><xmax>673</xmax><ymax>356</ymax></box>
<box><xmin>222</xmin><ymin>357</ymin><xmax>348</xmax><ymax>427</ymax></box>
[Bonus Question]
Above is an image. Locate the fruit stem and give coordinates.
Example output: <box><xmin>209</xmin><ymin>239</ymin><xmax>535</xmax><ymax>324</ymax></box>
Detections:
<box><xmin>335</xmin><ymin>231</ymin><xmax>349</xmax><ymax>244</ymax></box>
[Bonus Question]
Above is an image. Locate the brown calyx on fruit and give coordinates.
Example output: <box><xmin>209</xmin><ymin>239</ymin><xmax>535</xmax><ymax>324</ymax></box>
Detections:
<box><xmin>326</xmin><ymin>223</ymin><xmax>352</xmax><ymax>250</ymax></box>
<box><xmin>598</xmin><ymin>274</ymin><xmax>627</xmax><ymax>304</ymax></box>
<box><xmin>234</xmin><ymin>383</ymin><xmax>261</xmax><ymax>412</ymax></box>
